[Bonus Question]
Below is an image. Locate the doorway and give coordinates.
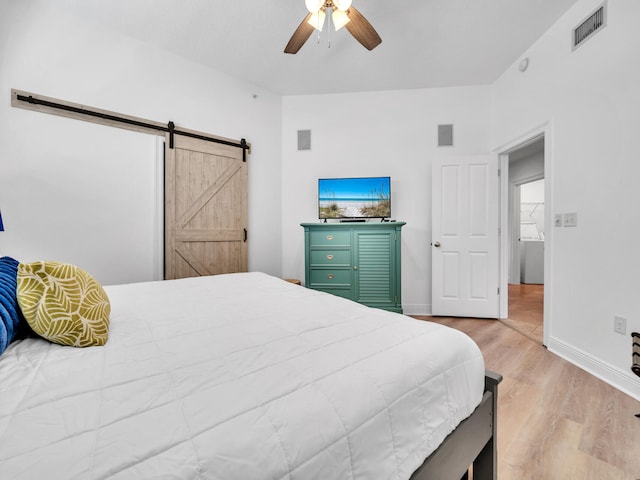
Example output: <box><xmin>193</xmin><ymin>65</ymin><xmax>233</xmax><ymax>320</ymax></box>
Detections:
<box><xmin>498</xmin><ymin>131</ymin><xmax>549</xmax><ymax>346</ymax></box>
<box><xmin>509</xmin><ymin>145</ymin><xmax>545</xmax><ymax>343</ymax></box>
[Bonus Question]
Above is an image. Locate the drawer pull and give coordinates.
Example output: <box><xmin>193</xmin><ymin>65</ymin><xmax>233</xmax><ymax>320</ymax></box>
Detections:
<box><xmin>326</xmin><ymin>235</ymin><xmax>334</xmax><ymax>241</ymax></box>
<box><xmin>326</xmin><ymin>254</ymin><xmax>334</xmax><ymax>260</ymax></box>
<box><xmin>327</xmin><ymin>274</ymin><xmax>334</xmax><ymax>280</ymax></box>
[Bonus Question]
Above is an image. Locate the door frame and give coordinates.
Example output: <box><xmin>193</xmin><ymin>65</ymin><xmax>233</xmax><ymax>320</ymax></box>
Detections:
<box><xmin>496</xmin><ymin>121</ymin><xmax>553</xmax><ymax>346</ymax></box>
<box><xmin>153</xmin><ymin>137</ymin><xmax>165</xmax><ymax>281</ymax></box>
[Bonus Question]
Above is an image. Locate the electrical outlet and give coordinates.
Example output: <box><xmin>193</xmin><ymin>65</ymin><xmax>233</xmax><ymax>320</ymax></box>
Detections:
<box><xmin>614</xmin><ymin>315</ymin><xmax>627</xmax><ymax>335</ymax></box>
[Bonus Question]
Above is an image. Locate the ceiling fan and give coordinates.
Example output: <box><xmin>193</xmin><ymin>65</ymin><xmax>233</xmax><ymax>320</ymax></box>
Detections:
<box><xmin>284</xmin><ymin>0</ymin><xmax>382</xmax><ymax>54</ymax></box>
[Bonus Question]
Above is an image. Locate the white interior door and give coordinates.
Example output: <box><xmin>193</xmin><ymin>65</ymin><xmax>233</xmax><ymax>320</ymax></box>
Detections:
<box><xmin>432</xmin><ymin>155</ymin><xmax>499</xmax><ymax>318</ymax></box>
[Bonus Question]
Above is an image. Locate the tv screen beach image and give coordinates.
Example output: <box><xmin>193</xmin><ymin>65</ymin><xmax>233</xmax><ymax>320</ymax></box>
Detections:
<box><xmin>319</xmin><ymin>177</ymin><xmax>391</xmax><ymax>219</ymax></box>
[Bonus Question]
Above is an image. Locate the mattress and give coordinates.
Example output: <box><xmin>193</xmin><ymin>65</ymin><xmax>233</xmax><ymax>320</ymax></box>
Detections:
<box><xmin>0</xmin><ymin>272</ymin><xmax>484</xmax><ymax>479</ymax></box>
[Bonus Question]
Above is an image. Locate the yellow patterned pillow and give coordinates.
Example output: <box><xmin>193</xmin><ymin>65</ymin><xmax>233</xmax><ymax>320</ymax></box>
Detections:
<box><xmin>17</xmin><ymin>261</ymin><xmax>110</xmax><ymax>347</ymax></box>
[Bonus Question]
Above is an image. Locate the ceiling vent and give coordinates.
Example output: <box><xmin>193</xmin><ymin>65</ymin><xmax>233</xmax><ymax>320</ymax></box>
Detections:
<box><xmin>572</xmin><ymin>3</ymin><xmax>606</xmax><ymax>51</ymax></box>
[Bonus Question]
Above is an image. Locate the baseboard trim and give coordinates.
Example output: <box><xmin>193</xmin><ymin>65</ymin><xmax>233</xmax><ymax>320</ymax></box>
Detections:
<box><xmin>402</xmin><ymin>304</ymin><xmax>431</xmax><ymax>316</ymax></box>
<box><xmin>547</xmin><ymin>337</ymin><xmax>640</xmax><ymax>401</ymax></box>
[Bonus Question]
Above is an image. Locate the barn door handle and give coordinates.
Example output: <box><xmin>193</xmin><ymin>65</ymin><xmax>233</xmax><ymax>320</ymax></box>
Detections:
<box><xmin>243</xmin><ymin>228</ymin><xmax>247</xmax><ymax>242</ymax></box>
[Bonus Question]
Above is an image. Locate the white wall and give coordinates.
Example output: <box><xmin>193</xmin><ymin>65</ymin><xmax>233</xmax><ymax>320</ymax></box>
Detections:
<box><xmin>520</xmin><ymin>179</ymin><xmax>545</xmax><ymax>204</ymax></box>
<box><xmin>282</xmin><ymin>87</ymin><xmax>492</xmax><ymax>314</ymax></box>
<box><xmin>492</xmin><ymin>0</ymin><xmax>640</xmax><ymax>398</ymax></box>
<box><xmin>0</xmin><ymin>1</ymin><xmax>283</xmax><ymax>285</ymax></box>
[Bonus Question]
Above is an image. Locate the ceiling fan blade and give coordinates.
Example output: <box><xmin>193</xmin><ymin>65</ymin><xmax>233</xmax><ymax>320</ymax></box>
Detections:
<box><xmin>345</xmin><ymin>6</ymin><xmax>382</xmax><ymax>51</ymax></box>
<box><xmin>284</xmin><ymin>13</ymin><xmax>315</xmax><ymax>54</ymax></box>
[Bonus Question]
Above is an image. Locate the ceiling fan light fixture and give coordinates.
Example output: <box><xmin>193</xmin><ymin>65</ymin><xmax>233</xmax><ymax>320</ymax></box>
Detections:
<box><xmin>305</xmin><ymin>0</ymin><xmax>325</xmax><ymax>13</ymax></box>
<box><xmin>333</xmin><ymin>0</ymin><xmax>352</xmax><ymax>10</ymax></box>
<box><xmin>331</xmin><ymin>9</ymin><xmax>350</xmax><ymax>31</ymax></box>
<box><xmin>307</xmin><ymin>10</ymin><xmax>326</xmax><ymax>31</ymax></box>
<box><xmin>285</xmin><ymin>0</ymin><xmax>381</xmax><ymax>54</ymax></box>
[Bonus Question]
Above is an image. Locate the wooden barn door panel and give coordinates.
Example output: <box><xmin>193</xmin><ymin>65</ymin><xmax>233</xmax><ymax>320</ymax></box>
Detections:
<box><xmin>165</xmin><ymin>134</ymin><xmax>247</xmax><ymax>279</ymax></box>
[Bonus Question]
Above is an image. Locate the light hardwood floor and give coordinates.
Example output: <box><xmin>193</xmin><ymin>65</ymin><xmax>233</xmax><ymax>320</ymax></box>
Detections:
<box><xmin>502</xmin><ymin>284</ymin><xmax>544</xmax><ymax>344</ymax></box>
<box><xmin>413</xmin><ymin>316</ymin><xmax>640</xmax><ymax>479</ymax></box>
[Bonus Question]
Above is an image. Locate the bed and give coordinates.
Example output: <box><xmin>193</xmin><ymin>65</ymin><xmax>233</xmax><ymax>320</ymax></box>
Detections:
<box><xmin>0</xmin><ymin>271</ymin><xmax>500</xmax><ymax>479</ymax></box>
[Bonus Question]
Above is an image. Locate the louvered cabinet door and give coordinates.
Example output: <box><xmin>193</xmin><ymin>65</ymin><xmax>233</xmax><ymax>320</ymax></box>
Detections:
<box><xmin>353</xmin><ymin>230</ymin><xmax>401</xmax><ymax>312</ymax></box>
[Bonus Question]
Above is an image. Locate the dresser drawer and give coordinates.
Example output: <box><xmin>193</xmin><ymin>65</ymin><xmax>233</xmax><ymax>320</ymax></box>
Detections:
<box><xmin>309</xmin><ymin>230</ymin><xmax>351</xmax><ymax>247</ymax></box>
<box><xmin>315</xmin><ymin>288</ymin><xmax>353</xmax><ymax>300</ymax></box>
<box><xmin>309</xmin><ymin>249</ymin><xmax>351</xmax><ymax>266</ymax></box>
<box><xmin>309</xmin><ymin>268</ymin><xmax>352</xmax><ymax>286</ymax></box>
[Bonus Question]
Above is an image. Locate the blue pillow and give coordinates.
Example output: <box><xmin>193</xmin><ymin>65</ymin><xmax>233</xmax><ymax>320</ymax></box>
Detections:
<box><xmin>0</xmin><ymin>256</ymin><xmax>22</xmax><ymax>355</ymax></box>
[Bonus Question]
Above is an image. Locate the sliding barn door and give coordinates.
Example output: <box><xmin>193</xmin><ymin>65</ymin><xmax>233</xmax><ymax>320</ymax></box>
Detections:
<box><xmin>165</xmin><ymin>134</ymin><xmax>248</xmax><ymax>279</ymax></box>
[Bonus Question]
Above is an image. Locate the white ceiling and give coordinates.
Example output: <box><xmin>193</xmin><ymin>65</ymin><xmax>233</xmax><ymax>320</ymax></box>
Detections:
<box><xmin>57</xmin><ymin>0</ymin><xmax>580</xmax><ymax>96</ymax></box>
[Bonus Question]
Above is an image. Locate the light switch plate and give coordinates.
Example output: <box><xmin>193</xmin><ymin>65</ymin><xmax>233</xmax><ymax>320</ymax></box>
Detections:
<box><xmin>564</xmin><ymin>212</ymin><xmax>578</xmax><ymax>227</ymax></box>
<box><xmin>614</xmin><ymin>315</ymin><xmax>627</xmax><ymax>335</ymax></box>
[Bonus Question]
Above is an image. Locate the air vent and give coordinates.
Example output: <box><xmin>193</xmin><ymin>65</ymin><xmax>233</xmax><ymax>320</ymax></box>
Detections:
<box><xmin>297</xmin><ymin>130</ymin><xmax>311</xmax><ymax>151</ymax></box>
<box><xmin>438</xmin><ymin>124</ymin><xmax>453</xmax><ymax>147</ymax></box>
<box><xmin>572</xmin><ymin>3</ymin><xmax>606</xmax><ymax>51</ymax></box>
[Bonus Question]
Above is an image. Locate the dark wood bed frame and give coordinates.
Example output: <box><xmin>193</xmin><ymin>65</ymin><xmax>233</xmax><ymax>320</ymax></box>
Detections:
<box><xmin>410</xmin><ymin>370</ymin><xmax>502</xmax><ymax>480</ymax></box>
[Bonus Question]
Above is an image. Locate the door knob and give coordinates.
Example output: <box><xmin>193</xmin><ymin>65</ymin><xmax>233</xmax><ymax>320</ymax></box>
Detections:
<box><xmin>432</xmin><ymin>241</ymin><xmax>441</xmax><ymax>248</ymax></box>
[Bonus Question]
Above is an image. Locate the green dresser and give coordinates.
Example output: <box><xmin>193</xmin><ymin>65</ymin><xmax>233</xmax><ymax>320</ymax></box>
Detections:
<box><xmin>301</xmin><ymin>222</ymin><xmax>405</xmax><ymax>313</ymax></box>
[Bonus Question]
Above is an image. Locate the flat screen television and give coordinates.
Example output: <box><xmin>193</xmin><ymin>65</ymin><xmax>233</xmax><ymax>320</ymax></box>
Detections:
<box><xmin>318</xmin><ymin>176</ymin><xmax>391</xmax><ymax>220</ymax></box>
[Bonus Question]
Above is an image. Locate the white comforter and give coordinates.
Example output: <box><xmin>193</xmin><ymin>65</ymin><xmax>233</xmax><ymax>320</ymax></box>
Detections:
<box><xmin>0</xmin><ymin>272</ymin><xmax>484</xmax><ymax>479</ymax></box>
